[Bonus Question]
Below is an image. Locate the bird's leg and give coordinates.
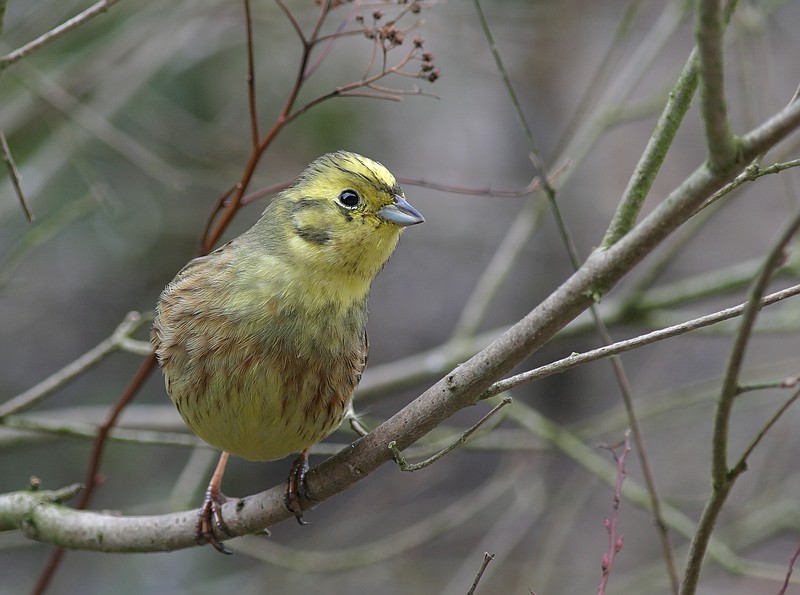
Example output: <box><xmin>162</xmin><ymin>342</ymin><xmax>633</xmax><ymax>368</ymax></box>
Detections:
<box><xmin>197</xmin><ymin>451</ymin><xmax>234</xmax><ymax>554</ymax></box>
<box><xmin>285</xmin><ymin>447</ymin><xmax>314</xmax><ymax>526</ymax></box>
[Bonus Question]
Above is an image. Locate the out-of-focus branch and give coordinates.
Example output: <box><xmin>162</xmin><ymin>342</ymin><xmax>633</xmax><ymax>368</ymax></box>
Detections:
<box><xmin>680</xmin><ymin>208</ymin><xmax>800</xmax><ymax>595</ymax></box>
<box><xmin>0</xmin><ymin>312</ymin><xmax>146</xmax><ymax>419</ymax></box>
<box><xmin>0</xmin><ymin>0</ymin><xmax>124</xmax><ymax>71</ymax></box>
<box><xmin>601</xmin><ymin>48</ymin><xmax>698</xmax><ymax>248</ymax></box>
<box><xmin>597</xmin><ymin>430</ymin><xmax>632</xmax><ymax>595</ymax></box>
<box><xmin>0</xmin><ymin>131</ymin><xmax>33</xmax><ymax>222</ymax></box>
<box><xmin>696</xmin><ymin>0</ymin><xmax>738</xmax><ymax>170</ymax></box>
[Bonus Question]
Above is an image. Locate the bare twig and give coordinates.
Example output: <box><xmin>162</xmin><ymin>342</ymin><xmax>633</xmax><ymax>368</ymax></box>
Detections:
<box><xmin>389</xmin><ymin>396</ymin><xmax>512</xmax><ymax>471</ymax></box>
<box><xmin>398</xmin><ymin>175</ymin><xmax>542</xmax><ymax>197</ymax></box>
<box><xmin>696</xmin><ymin>0</ymin><xmax>737</xmax><ymax>169</ymax></box>
<box><xmin>734</xmin><ymin>387</ymin><xmax>800</xmax><ymax>475</ymax></box>
<box><xmin>736</xmin><ymin>375</ymin><xmax>800</xmax><ymax>395</ymax></box>
<box><xmin>0</xmin><ymin>312</ymin><xmax>146</xmax><ymax>419</ymax></box>
<box><xmin>243</xmin><ymin>0</ymin><xmax>260</xmax><ymax>148</ymax></box>
<box><xmin>597</xmin><ymin>430</ymin><xmax>632</xmax><ymax>595</ymax></box>
<box><xmin>466</xmin><ymin>552</ymin><xmax>496</xmax><ymax>595</ymax></box>
<box><xmin>680</xmin><ymin>208</ymin><xmax>800</xmax><ymax>595</ymax></box>
<box><xmin>0</xmin><ymin>131</ymin><xmax>33</xmax><ymax>222</ymax></box>
<box><xmin>471</xmin><ymin>0</ymin><xmax>552</xmax><ymax>195</ymax></box>
<box><xmin>0</xmin><ymin>0</ymin><xmax>124</xmax><ymax>71</ymax></box>
<box><xmin>482</xmin><ymin>283</ymin><xmax>800</xmax><ymax>400</ymax></box>
<box><xmin>778</xmin><ymin>543</ymin><xmax>800</xmax><ymax>595</ymax></box>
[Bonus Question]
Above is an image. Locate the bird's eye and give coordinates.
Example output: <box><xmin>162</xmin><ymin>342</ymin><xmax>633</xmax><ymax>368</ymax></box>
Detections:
<box><xmin>338</xmin><ymin>189</ymin><xmax>360</xmax><ymax>209</ymax></box>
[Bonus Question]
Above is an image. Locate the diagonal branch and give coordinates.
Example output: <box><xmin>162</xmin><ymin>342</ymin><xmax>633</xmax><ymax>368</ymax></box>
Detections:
<box><xmin>0</xmin><ymin>0</ymin><xmax>124</xmax><ymax>71</ymax></box>
<box><xmin>4</xmin><ymin>88</ymin><xmax>799</xmax><ymax>554</ymax></box>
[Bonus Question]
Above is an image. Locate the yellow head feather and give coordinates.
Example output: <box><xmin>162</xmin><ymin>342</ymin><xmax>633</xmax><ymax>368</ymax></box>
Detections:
<box><xmin>248</xmin><ymin>151</ymin><xmax>423</xmax><ymax>299</ymax></box>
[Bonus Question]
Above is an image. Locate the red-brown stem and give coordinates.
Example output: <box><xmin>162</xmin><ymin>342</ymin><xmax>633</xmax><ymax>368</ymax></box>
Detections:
<box><xmin>32</xmin><ymin>351</ymin><xmax>158</xmax><ymax>595</ymax></box>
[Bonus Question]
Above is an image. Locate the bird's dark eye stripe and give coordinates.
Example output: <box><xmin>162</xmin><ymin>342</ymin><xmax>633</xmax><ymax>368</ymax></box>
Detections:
<box><xmin>338</xmin><ymin>189</ymin><xmax>360</xmax><ymax>208</ymax></box>
<box><xmin>292</xmin><ymin>198</ymin><xmax>325</xmax><ymax>213</ymax></box>
<box><xmin>294</xmin><ymin>224</ymin><xmax>332</xmax><ymax>245</ymax></box>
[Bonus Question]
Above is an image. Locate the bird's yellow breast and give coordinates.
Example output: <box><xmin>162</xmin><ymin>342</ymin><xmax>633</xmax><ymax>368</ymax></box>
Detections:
<box><xmin>152</xmin><ymin>241</ymin><xmax>368</xmax><ymax>461</ymax></box>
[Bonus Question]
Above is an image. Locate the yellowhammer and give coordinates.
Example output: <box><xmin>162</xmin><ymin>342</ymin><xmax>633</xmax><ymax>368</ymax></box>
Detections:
<box><xmin>151</xmin><ymin>151</ymin><xmax>423</xmax><ymax>551</ymax></box>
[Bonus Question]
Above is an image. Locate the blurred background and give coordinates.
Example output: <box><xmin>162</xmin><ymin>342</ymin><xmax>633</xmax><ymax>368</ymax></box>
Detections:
<box><xmin>2</xmin><ymin>0</ymin><xmax>800</xmax><ymax>593</ymax></box>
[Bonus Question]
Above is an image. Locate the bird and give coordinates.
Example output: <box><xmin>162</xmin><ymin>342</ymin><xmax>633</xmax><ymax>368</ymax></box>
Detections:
<box><xmin>151</xmin><ymin>151</ymin><xmax>424</xmax><ymax>552</ymax></box>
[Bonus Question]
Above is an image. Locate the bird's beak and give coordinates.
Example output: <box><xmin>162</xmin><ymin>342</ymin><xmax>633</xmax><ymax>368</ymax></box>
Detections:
<box><xmin>377</xmin><ymin>195</ymin><xmax>425</xmax><ymax>227</ymax></box>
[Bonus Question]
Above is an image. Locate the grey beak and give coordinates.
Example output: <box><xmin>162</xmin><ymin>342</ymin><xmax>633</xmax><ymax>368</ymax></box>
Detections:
<box><xmin>376</xmin><ymin>195</ymin><xmax>425</xmax><ymax>227</ymax></box>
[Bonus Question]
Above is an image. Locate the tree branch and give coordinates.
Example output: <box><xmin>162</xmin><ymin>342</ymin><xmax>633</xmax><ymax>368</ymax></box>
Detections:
<box><xmin>696</xmin><ymin>0</ymin><xmax>738</xmax><ymax>169</ymax></box>
<box><xmin>0</xmin><ymin>0</ymin><xmax>124</xmax><ymax>71</ymax></box>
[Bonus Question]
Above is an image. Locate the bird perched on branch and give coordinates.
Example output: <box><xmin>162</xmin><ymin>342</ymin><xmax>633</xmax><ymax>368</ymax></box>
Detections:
<box><xmin>152</xmin><ymin>151</ymin><xmax>424</xmax><ymax>551</ymax></box>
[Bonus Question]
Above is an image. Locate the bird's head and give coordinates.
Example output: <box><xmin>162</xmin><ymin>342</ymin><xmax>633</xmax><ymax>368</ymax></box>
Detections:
<box><xmin>270</xmin><ymin>151</ymin><xmax>424</xmax><ymax>283</ymax></box>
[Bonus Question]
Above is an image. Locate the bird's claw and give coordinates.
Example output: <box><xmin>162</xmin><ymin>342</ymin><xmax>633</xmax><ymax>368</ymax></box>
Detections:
<box><xmin>196</xmin><ymin>488</ymin><xmax>233</xmax><ymax>554</ymax></box>
<box><xmin>285</xmin><ymin>450</ymin><xmax>314</xmax><ymax>526</ymax></box>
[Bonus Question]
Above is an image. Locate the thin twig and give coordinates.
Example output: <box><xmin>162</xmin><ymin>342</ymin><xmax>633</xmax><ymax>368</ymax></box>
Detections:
<box><xmin>466</xmin><ymin>552</ymin><xmax>496</xmax><ymax>595</ymax></box>
<box><xmin>471</xmin><ymin>0</ymin><xmax>552</xmax><ymax>195</ymax></box>
<box><xmin>398</xmin><ymin>175</ymin><xmax>541</xmax><ymax>197</ymax></box>
<box><xmin>700</xmin><ymin>158</ymin><xmax>800</xmax><ymax>212</ymax></box>
<box><xmin>72</xmin><ymin>350</ymin><xmax>155</xmax><ymax>512</ymax></box>
<box><xmin>0</xmin><ymin>0</ymin><xmax>124</xmax><ymax>71</ymax></box>
<box><xmin>736</xmin><ymin>375</ymin><xmax>800</xmax><ymax>395</ymax></box>
<box><xmin>680</xmin><ymin>208</ymin><xmax>800</xmax><ymax>595</ymax></box>
<box><xmin>597</xmin><ymin>430</ymin><xmax>632</xmax><ymax>595</ymax></box>
<box><xmin>713</xmin><ymin>215</ymin><xmax>800</xmax><ymax>485</ymax></box>
<box><xmin>304</xmin><ymin>3</ymin><xmax>361</xmax><ymax>78</ymax></box>
<box><xmin>0</xmin><ymin>312</ymin><xmax>146</xmax><ymax>419</ymax></box>
<box><xmin>777</xmin><ymin>543</ymin><xmax>800</xmax><ymax>595</ymax></box>
<box><xmin>389</xmin><ymin>397</ymin><xmax>512</xmax><ymax>471</ymax></box>
<box><xmin>274</xmin><ymin>0</ymin><xmax>306</xmax><ymax>44</ymax></box>
<box><xmin>733</xmin><ymin>387</ymin><xmax>800</xmax><ymax>475</ymax></box>
<box><xmin>551</xmin><ymin>0</ymin><xmax>644</xmax><ymax>160</ymax></box>
<box><xmin>243</xmin><ymin>0</ymin><xmax>260</xmax><ymax>148</ymax></box>
<box><xmin>482</xmin><ymin>283</ymin><xmax>800</xmax><ymax>400</ymax></box>
<box><xmin>0</xmin><ymin>130</ymin><xmax>33</xmax><ymax>222</ymax></box>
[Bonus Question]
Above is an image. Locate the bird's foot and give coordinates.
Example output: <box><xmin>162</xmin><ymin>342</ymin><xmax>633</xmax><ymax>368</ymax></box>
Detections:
<box><xmin>196</xmin><ymin>486</ymin><xmax>233</xmax><ymax>554</ymax></box>
<box><xmin>284</xmin><ymin>448</ymin><xmax>314</xmax><ymax>526</ymax></box>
